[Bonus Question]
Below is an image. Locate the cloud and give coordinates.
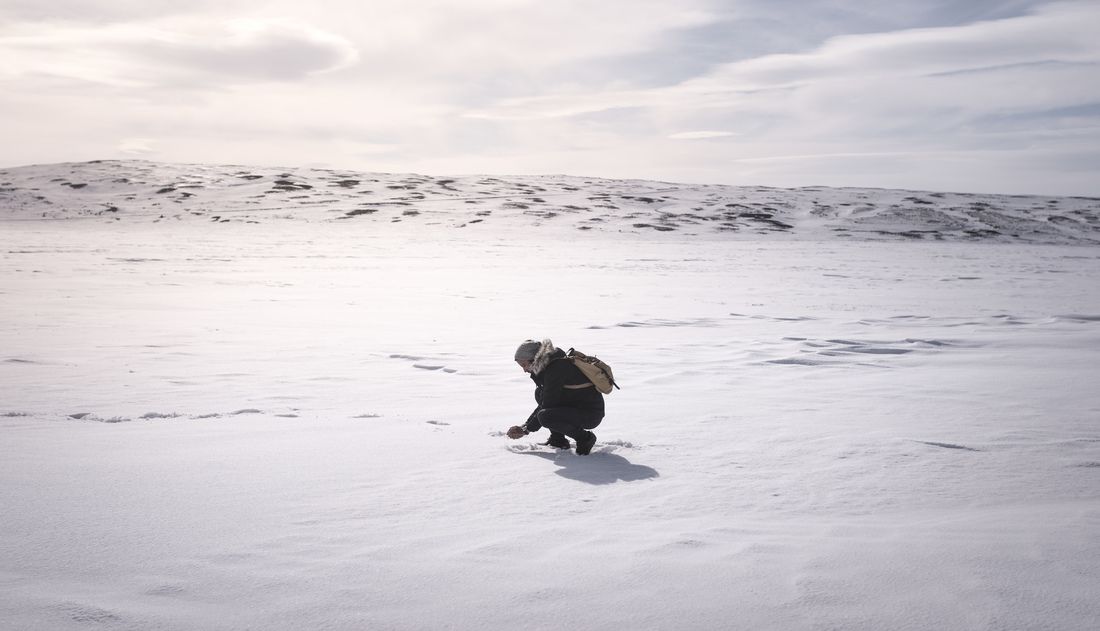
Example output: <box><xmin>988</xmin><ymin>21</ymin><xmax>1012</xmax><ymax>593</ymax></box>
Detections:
<box><xmin>149</xmin><ymin>19</ymin><xmax>360</xmax><ymax>81</ymax></box>
<box><xmin>305</xmin><ymin>0</ymin><xmax>718</xmax><ymax>98</ymax></box>
<box><xmin>669</xmin><ymin>131</ymin><xmax>738</xmax><ymax>139</ymax></box>
<box><xmin>467</xmin><ymin>0</ymin><xmax>1100</xmax><ymax>124</ymax></box>
<box><xmin>118</xmin><ymin>138</ymin><xmax>159</xmax><ymax>155</ymax></box>
<box><xmin>685</xmin><ymin>0</ymin><xmax>1098</xmax><ymax>90</ymax></box>
<box><xmin>0</xmin><ymin>18</ymin><xmax>359</xmax><ymax>88</ymax></box>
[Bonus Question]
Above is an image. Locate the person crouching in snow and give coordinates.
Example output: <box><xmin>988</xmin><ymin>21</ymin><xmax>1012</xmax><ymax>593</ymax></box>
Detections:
<box><xmin>507</xmin><ymin>339</ymin><xmax>603</xmax><ymax>455</ymax></box>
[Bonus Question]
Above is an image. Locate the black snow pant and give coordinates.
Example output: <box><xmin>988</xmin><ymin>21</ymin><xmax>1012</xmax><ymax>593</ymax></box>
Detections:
<box><xmin>528</xmin><ymin>386</ymin><xmax>603</xmax><ymax>441</ymax></box>
<box><xmin>536</xmin><ymin>407</ymin><xmax>602</xmax><ymax>442</ymax></box>
<box><xmin>532</xmin><ymin>389</ymin><xmax>602</xmax><ymax>441</ymax></box>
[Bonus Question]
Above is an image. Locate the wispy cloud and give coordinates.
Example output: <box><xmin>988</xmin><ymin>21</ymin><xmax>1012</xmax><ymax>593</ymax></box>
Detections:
<box><xmin>669</xmin><ymin>131</ymin><xmax>739</xmax><ymax>139</ymax></box>
<box><xmin>468</xmin><ymin>1</ymin><xmax>1100</xmax><ymax>124</ymax></box>
<box><xmin>117</xmin><ymin>138</ymin><xmax>160</xmax><ymax>156</ymax></box>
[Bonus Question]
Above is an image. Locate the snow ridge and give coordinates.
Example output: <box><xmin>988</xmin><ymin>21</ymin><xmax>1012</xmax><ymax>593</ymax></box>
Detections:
<box><xmin>2</xmin><ymin>159</ymin><xmax>1098</xmax><ymax>243</ymax></box>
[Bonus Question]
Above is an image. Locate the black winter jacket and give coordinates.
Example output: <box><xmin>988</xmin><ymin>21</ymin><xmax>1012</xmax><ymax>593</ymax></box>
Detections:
<box><xmin>524</xmin><ymin>343</ymin><xmax>604</xmax><ymax>431</ymax></box>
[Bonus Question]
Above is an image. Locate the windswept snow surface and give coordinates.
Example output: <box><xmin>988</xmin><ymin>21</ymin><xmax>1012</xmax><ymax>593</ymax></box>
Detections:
<box><xmin>2</xmin><ymin>161</ymin><xmax>1100</xmax><ymax>630</ymax></box>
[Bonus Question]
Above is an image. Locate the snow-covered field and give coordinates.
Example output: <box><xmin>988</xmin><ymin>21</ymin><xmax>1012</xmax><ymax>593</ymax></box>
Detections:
<box><xmin>2</xmin><ymin>161</ymin><xmax>1100</xmax><ymax>630</ymax></box>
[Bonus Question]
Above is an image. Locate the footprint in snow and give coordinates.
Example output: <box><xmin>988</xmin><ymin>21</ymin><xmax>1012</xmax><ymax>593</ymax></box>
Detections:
<box><xmin>912</xmin><ymin>440</ymin><xmax>982</xmax><ymax>452</ymax></box>
<box><xmin>764</xmin><ymin>337</ymin><xmax>952</xmax><ymax>367</ymax></box>
<box><xmin>390</xmin><ymin>354</ymin><xmax>457</xmax><ymax>373</ymax></box>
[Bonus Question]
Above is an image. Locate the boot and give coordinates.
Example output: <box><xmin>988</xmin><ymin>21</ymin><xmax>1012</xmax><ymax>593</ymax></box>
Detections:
<box><xmin>543</xmin><ymin>433</ymin><xmax>571</xmax><ymax>450</ymax></box>
<box><xmin>575</xmin><ymin>431</ymin><xmax>597</xmax><ymax>456</ymax></box>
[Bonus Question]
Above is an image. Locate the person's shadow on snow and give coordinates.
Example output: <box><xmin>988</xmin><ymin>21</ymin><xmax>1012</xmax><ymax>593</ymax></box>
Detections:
<box><xmin>514</xmin><ymin>448</ymin><xmax>659</xmax><ymax>485</ymax></box>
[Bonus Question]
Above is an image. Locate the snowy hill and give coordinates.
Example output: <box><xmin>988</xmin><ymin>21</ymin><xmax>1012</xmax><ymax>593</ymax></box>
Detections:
<box><xmin>2</xmin><ymin>159</ymin><xmax>1099</xmax><ymax>243</ymax></box>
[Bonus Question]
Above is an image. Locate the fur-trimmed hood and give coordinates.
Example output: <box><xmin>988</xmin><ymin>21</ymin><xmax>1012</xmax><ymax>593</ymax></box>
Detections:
<box><xmin>529</xmin><ymin>339</ymin><xmax>561</xmax><ymax>376</ymax></box>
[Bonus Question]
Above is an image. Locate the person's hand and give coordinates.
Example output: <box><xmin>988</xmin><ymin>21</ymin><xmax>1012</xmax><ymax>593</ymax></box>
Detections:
<box><xmin>507</xmin><ymin>425</ymin><xmax>528</xmax><ymax>439</ymax></box>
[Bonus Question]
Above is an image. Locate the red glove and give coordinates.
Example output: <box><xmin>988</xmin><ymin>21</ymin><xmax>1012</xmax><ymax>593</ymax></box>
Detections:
<box><xmin>506</xmin><ymin>425</ymin><xmax>529</xmax><ymax>439</ymax></box>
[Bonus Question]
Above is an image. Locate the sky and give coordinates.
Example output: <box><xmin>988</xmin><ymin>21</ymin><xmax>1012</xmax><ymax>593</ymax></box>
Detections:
<box><xmin>1</xmin><ymin>0</ymin><xmax>1098</xmax><ymax>195</ymax></box>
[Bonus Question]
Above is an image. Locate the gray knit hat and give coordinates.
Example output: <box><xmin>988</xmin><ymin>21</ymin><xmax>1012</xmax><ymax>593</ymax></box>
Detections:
<box><xmin>514</xmin><ymin>339</ymin><xmax>541</xmax><ymax>361</ymax></box>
